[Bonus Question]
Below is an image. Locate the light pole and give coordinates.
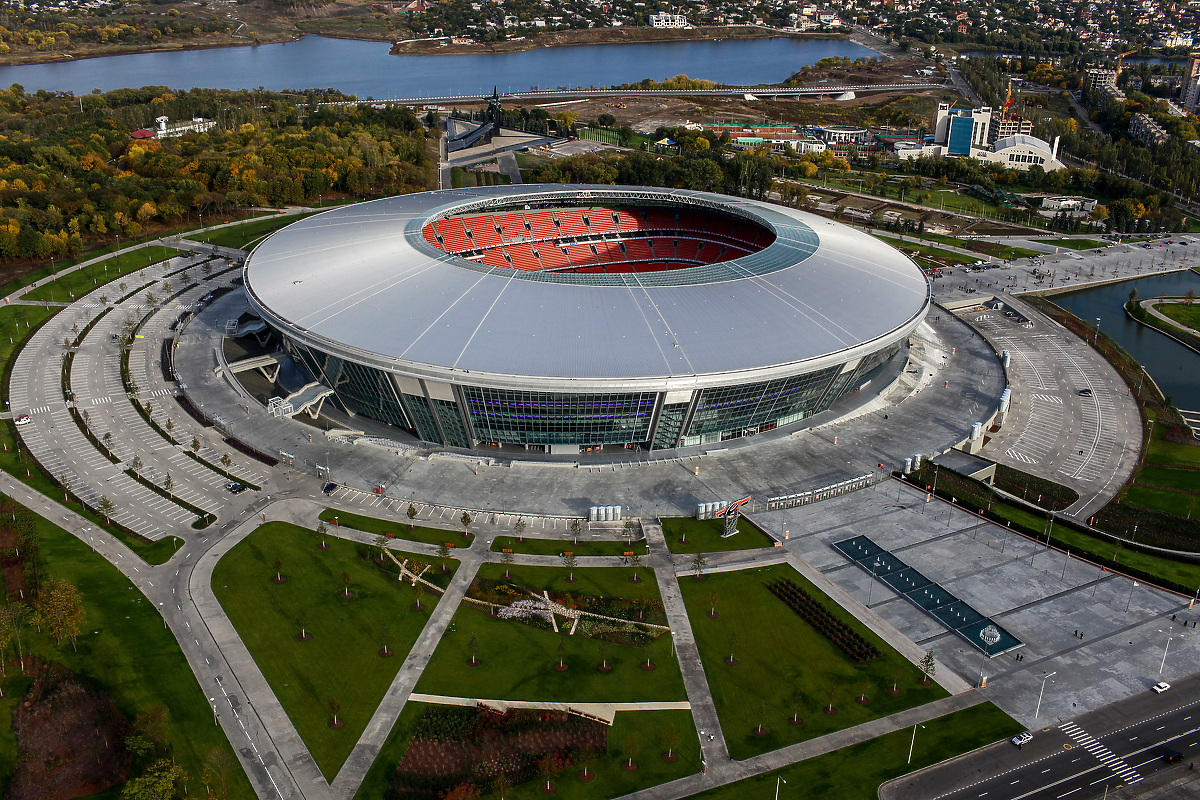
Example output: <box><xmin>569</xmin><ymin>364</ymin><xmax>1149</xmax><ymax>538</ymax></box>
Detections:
<box><xmin>210</xmin><ymin>697</ymin><xmax>218</xmax><ymax>725</ymax></box>
<box><xmin>978</xmin><ymin>624</ymin><xmax>1000</xmax><ymax>686</ymax></box>
<box><xmin>867</xmin><ymin>557</ymin><xmax>883</xmax><ymax>607</ymax></box>
<box><xmin>1158</xmin><ymin>629</ymin><xmax>1178</xmax><ymax>674</ymax></box>
<box><xmin>1125</xmin><ymin>580</ymin><xmax>1139</xmax><ymax>613</ymax></box>
<box><xmin>1035</xmin><ymin>671</ymin><xmax>1056</xmax><ymax>719</ymax></box>
<box><xmin>907</xmin><ymin>723</ymin><xmax>925</xmax><ymax>764</ymax></box>
<box><xmin>775</xmin><ymin>775</ymin><xmax>787</xmax><ymax>800</ymax></box>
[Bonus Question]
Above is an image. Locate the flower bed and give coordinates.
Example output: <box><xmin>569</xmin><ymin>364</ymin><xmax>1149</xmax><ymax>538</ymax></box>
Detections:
<box><xmin>767</xmin><ymin>579</ymin><xmax>881</xmax><ymax>663</ymax></box>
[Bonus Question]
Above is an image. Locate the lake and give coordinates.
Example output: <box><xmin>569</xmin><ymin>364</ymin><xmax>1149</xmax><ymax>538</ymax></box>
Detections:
<box><xmin>0</xmin><ymin>35</ymin><xmax>878</xmax><ymax>97</ymax></box>
<box><xmin>1052</xmin><ymin>270</ymin><xmax>1200</xmax><ymax>411</ymax></box>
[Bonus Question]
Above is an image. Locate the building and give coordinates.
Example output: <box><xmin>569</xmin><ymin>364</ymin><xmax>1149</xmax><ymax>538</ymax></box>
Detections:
<box><xmin>1041</xmin><ymin>196</ymin><xmax>1098</xmax><ymax>213</ymax></box>
<box><xmin>1182</xmin><ymin>56</ymin><xmax>1200</xmax><ymax>111</ymax></box>
<box><xmin>648</xmin><ymin>12</ymin><xmax>689</xmax><ymax>27</ymax></box>
<box><xmin>991</xmin><ymin>113</ymin><xmax>1034</xmax><ymax>142</ymax></box>
<box><xmin>242</xmin><ymin>186</ymin><xmax>929</xmax><ymax>454</ymax></box>
<box><xmin>815</xmin><ymin>125</ymin><xmax>868</xmax><ymax>144</ymax></box>
<box><xmin>896</xmin><ymin>105</ymin><xmax>1065</xmax><ymax>172</ymax></box>
<box><xmin>1129</xmin><ymin>112</ymin><xmax>1170</xmax><ymax>146</ymax></box>
<box><xmin>1083</xmin><ymin>68</ymin><xmax>1118</xmax><ymax>92</ymax></box>
<box><xmin>154</xmin><ymin>116</ymin><xmax>217</xmax><ymax>139</ymax></box>
<box><xmin>934</xmin><ymin>105</ymin><xmax>992</xmax><ymax>154</ymax></box>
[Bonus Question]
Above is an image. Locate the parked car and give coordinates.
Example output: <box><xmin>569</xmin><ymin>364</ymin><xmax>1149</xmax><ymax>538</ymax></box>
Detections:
<box><xmin>1011</xmin><ymin>732</ymin><xmax>1033</xmax><ymax>747</ymax></box>
<box><xmin>1078</xmin><ymin>388</ymin><xmax>1093</xmax><ymax>397</ymax></box>
<box><xmin>322</xmin><ymin>482</ymin><xmax>337</xmax><ymax>495</ymax></box>
<box><xmin>225</xmin><ymin>482</ymin><xmax>248</xmax><ymax>494</ymax></box>
<box><xmin>13</xmin><ymin>414</ymin><xmax>30</xmax><ymax>426</ymax></box>
<box><xmin>1152</xmin><ymin>681</ymin><xmax>1171</xmax><ymax>694</ymax></box>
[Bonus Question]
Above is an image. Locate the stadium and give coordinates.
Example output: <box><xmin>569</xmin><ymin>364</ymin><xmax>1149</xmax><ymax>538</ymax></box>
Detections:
<box><xmin>242</xmin><ymin>185</ymin><xmax>931</xmax><ymax>454</ymax></box>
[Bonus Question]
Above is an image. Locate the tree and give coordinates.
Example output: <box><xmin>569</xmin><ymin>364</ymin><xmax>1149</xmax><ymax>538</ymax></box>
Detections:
<box><xmin>623</xmin><ymin>732</ymin><xmax>640</xmax><ymax>769</ymax></box>
<box><xmin>662</xmin><ymin>724</ymin><xmax>681</xmax><ymax>762</ymax></box>
<box><xmin>406</xmin><ymin>502</ymin><xmax>418</xmax><ymax>528</ymax></box>
<box><xmin>163</xmin><ymin>473</ymin><xmax>173</xmax><ymax>498</ymax></box>
<box><xmin>919</xmin><ymin>650</ymin><xmax>937</xmax><ymax>684</ymax></box>
<box><xmin>491</xmin><ymin>773</ymin><xmax>513</xmax><ymax>800</ymax></box>
<box><xmin>789</xmin><ymin>688</ymin><xmax>804</xmax><ymax>725</ymax></box>
<box><xmin>623</xmin><ymin>518</ymin><xmax>636</xmax><ymax>544</ymax></box>
<box><xmin>341</xmin><ymin>570</ymin><xmax>353</xmax><ymax>598</ymax></box>
<box><xmin>727</xmin><ymin>632</ymin><xmax>738</xmax><ymax>665</ymax></box>
<box><xmin>597</xmin><ymin>112</ymin><xmax>616</xmax><ymax>128</ymax></box>
<box><xmin>468</xmin><ymin>634</ymin><xmax>479</xmax><ymax>665</ymax></box>
<box><xmin>413</xmin><ymin>582</ymin><xmax>426</xmax><ymax>610</ymax></box>
<box><xmin>97</xmin><ymin>495</ymin><xmax>116</xmax><ymax>524</ymax></box>
<box><xmin>441</xmin><ymin>784</ymin><xmax>481</xmax><ymax>800</ymax></box>
<box><xmin>165</xmin><ymin>418</ymin><xmax>174</xmax><ymax>433</ymax></box>
<box><xmin>296</xmin><ymin>610</ymin><xmax>309</xmax><ymax>640</ymax></box>
<box><xmin>556</xmin><ymin>639</ymin><xmax>566</xmax><ymax>669</ymax></box>
<box><xmin>133</xmin><ymin>705</ymin><xmax>171</xmax><ymax>752</ymax></box>
<box><xmin>34</xmin><ymin>578</ymin><xmax>86</xmax><ymax>648</ymax></box>
<box><xmin>120</xmin><ymin>758</ymin><xmax>186</xmax><ymax>800</ymax></box>
<box><xmin>130</xmin><ymin>455</ymin><xmax>143</xmax><ymax>477</ymax></box>
<box><xmin>460</xmin><ymin>510</ymin><xmax>472</xmax><ymax>537</ymax></box>
<box><xmin>191</xmin><ymin>436</ymin><xmax>201</xmax><ymax>453</ymax></box>
<box><xmin>709</xmin><ymin>588</ymin><xmax>720</xmax><ymax>618</ymax></box>
<box><xmin>220</xmin><ymin>453</ymin><xmax>231</xmax><ymax>467</ymax></box>
<box><xmin>437</xmin><ymin>542</ymin><xmax>450</xmax><ymax>571</ymax></box>
<box><xmin>513</xmin><ymin>516</ymin><xmax>527</xmax><ymax>539</ymax></box>
<box><xmin>501</xmin><ymin>550</ymin><xmax>515</xmax><ymax>578</ymax></box>
<box><xmin>205</xmin><ymin>746</ymin><xmax>235</xmax><ymax>800</ymax></box>
<box><xmin>102</xmin><ymin>431</ymin><xmax>113</xmax><ymax>455</ymax></box>
<box><xmin>379</xmin><ymin>625</ymin><xmax>392</xmax><ymax>656</ymax></box>
<box><xmin>316</xmin><ymin>521</ymin><xmax>328</xmax><ymax>548</ymax></box>
<box><xmin>373</xmin><ymin>534</ymin><xmax>390</xmax><ymax>561</ymax></box>
<box><xmin>629</xmin><ymin>552</ymin><xmax>643</xmax><ymax>583</ymax></box>
<box><xmin>537</xmin><ymin>753</ymin><xmax>558</xmax><ymax>793</ymax></box>
<box><xmin>599</xmin><ymin>642</ymin><xmax>610</xmax><ymax>670</ymax></box>
<box><xmin>561</xmin><ymin>551</ymin><xmax>578</xmax><ymax>582</ymax></box>
<box><xmin>273</xmin><ymin>557</ymin><xmax>283</xmax><ymax>582</ymax></box>
<box><xmin>568</xmin><ymin>518</ymin><xmax>581</xmax><ymax>544</ymax></box>
<box><xmin>328</xmin><ymin>696</ymin><xmax>342</xmax><ymax>726</ymax></box>
<box><xmin>691</xmin><ymin>553</ymin><xmax>708</xmax><ymax>579</ymax></box>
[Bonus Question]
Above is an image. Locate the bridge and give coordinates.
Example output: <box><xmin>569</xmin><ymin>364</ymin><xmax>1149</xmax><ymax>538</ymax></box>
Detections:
<box><xmin>316</xmin><ymin>81</ymin><xmax>948</xmax><ymax>107</ymax></box>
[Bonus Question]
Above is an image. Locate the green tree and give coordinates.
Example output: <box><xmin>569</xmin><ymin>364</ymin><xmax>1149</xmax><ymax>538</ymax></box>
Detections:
<box><xmin>513</xmin><ymin>516</ymin><xmax>527</xmax><ymax>538</ymax></box>
<box><xmin>97</xmin><ymin>495</ymin><xmax>116</xmax><ymax>524</ymax></box>
<box><xmin>561</xmin><ymin>551</ymin><xmax>577</xmax><ymax>581</ymax></box>
<box><xmin>33</xmin><ymin>577</ymin><xmax>86</xmax><ymax>648</ymax></box>
<box><xmin>406</xmin><ymin>502</ymin><xmax>418</xmax><ymax>528</ymax></box>
<box><xmin>460</xmin><ymin>510</ymin><xmax>472</xmax><ymax>537</ymax></box>
<box><xmin>919</xmin><ymin>650</ymin><xmax>937</xmax><ymax>683</ymax></box>
<box><xmin>205</xmin><ymin>746</ymin><xmax>235</xmax><ymax>800</ymax></box>
<box><xmin>162</xmin><ymin>473</ymin><xmax>173</xmax><ymax>498</ymax></box>
<box><xmin>501</xmin><ymin>550</ymin><xmax>515</xmax><ymax>578</ymax></box>
<box><xmin>120</xmin><ymin>759</ymin><xmax>186</xmax><ymax>800</ymax></box>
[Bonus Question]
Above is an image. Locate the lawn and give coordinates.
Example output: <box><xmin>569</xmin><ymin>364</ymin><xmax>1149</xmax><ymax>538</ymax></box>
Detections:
<box><xmin>1154</xmin><ymin>301</ymin><xmax>1200</xmax><ymax>333</ymax></box>
<box><xmin>20</xmin><ymin>244</ymin><xmax>184</xmax><ymax>303</ymax></box>
<box><xmin>688</xmin><ymin>702</ymin><xmax>1022</xmax><ymax>800</ymax></box>
<box><xmin>476</xmin><ymin>562</ymin><xmax>661</xmax><ymax>600</ymax></box>
<box><xmin>414</xmin><ymin>568</ymin><xmax>686</xmax><ymax>703</ymax></box>
<box><xmin>912</xmin><ymin>232</ymin><xmax>1039</xmax><ymax>260</ymax></box>
<box><xmin>661</xmin><ymin>517</ymin><xmax>776</xmax><ymax>554</ymax></box>
<box><xmin>1136</xmin><ymin>465</ymin><xmax>1200</xmax><ymax>492</ymax></box>
<box><xmin>1123</xmin><ymin>484</ymin><xmax>1199</xmax><ymax>517</ymax></box>
<box><xmin>490</xmin><ymin>535</ymin><xmax>648</xmax><ymax>557</ymax></box>
<box><xmin>212</xmin><ymin>521</ymin><xmax>458</xmax><ymax>780</ymax></box>
<box><xmin>1</xmin><ymin>510</ymin><xmax>255</xmax><ymax>799</ymax></box>
<box><xmin>318</xmin><ymin>507</ymin><xmax>474</xmax><ymax>546</ymax></box>
<box><xmin>874</xmin><ymin>235</ymin><xmax>971</xmax><ymax>267</ymax></box>
<box><xmin>354</xmin><ymin>703</ymin><xmax>699</xmax><ymax>800</ymax></box>
<box><xmin>185</xmin><ymin>214</ymin><xmax>310</xmax><ymax>250</ymax></box>
<box><xmin>679</xmin><ymin>563</ymin><xmax>948</xmax><ymax>760</ymax></box>
<box><xmin>1035</xmin><ymin>238</ymin><xmax>1108</xmax><ymax>251</ymax></box>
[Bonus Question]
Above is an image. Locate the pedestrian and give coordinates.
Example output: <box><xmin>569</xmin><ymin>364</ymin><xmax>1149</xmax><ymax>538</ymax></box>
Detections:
<box><xmin>1074</xmin><ymin>629</ymin><xmax>1078</xmax><ymax>637</ymax></box>
<box><xmin>1172</xmin><ymin>613</ymin><xmax>1177</xmax><ymax>621</ymax></box>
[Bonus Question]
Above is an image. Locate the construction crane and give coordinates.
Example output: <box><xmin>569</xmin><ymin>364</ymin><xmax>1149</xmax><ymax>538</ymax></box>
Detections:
<box><xmin>1001</xmin><ymin>78</ymin><xmax>1017</xmax><ymax>114</ymax></box>
<box><xmin>1115</xmin><ymin>49</ymin><xmax>1137</xmax><ymax>77</ymax></box>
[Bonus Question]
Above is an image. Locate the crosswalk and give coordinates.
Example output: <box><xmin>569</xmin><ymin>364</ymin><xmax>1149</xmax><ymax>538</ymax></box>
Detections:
<box><xmin>1059</xmin><ymin>722</ymin><xmax>1142</xmax><ymax>784</ymax></box>
<box><xmin>27</xmin><ymin>405</ymin><xmax>51</xmax><ymax>415</ymax></box>
<box><xmin>89</xmin><ymin>396</ymin><xmax>111</xmax><ymax>405</ymax></box>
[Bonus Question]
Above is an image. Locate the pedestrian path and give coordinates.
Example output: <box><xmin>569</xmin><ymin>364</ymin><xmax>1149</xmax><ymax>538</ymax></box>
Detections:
<box><xmin>406</xmin><ymin>694</ymin><xmax>690</xmax><ymax>725</ymax></box>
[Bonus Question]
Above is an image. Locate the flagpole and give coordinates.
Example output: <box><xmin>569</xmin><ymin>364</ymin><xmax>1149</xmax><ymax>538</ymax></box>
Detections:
<box><xmin>1125</xmin><ymin>580</ymin><xmax>1138</xmax><ymax>613</ymax></box>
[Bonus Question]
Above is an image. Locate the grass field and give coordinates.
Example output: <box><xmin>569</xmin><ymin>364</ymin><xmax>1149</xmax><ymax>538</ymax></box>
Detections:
<box><xmin>212</xmin><ymin>521</ymin><xmax>458</xmax><ymax>779</ymax></box>
<box><xmin>1122</xmin><ymin>484</ymin><xmax>1199</xmax><ymax>517</ymax></box>
<box><xmin>874</xmin><ymin>235</ymin><xmax>971</xmax><ymax>267</ymax></box>
<box><xmin>1035</xmin><ymin>238</ymin><xmax>1108</xmax><ymax>251</ymax></box>
<box><xmin>688</xmin><ymin>702</ymin><xmax>1022</xmax><ymax>800</ymax></box>
<box><xmin>661</xmin><ymin>517</ymin><xmax>776</xmax><ymax>554</ymax></box>
<box><xmin>21</xmin><ymin>245</ymin><xmax>184</xmax><ymax>303</ymax></box>
<box><xmin>318</xmin><ymin>507</ymin><xmax>475</xmax><ymax>546</ymax></box>
<box><xmin>489</xmin><ymin>535</ymin><xmax>648</xmax><ymax>557</ymax></box>
<box><xmin>679</xmin><ymin>563</ymin><xmax>947</xmax><ymax>760</ymax></box>
<box><xmin>415</xmin><ymin>568</ymin><xmax>685</xmax><ymax>704</ymax></box>
<box><xmin>185</xmin><ymin>214</ymin><xmax>311</xmax><ymax>250</ymax></box>
<box><xmin>1154</xmin><ymin>301</ymin><xmax>1200</xmax><ymax>332</ymax></box>
<box><xmin>476</xmin><ymin>562</ymin><xmax>661</xmax><ymax>600</ymax></box>
<box><xmin>353</xmin><ymin>702</ymin><xmax>699</xmax><ymax>800</ymax></box>
<box><xmin>1</xmin><ymin>511</ymin><xmax>255</xmax><ymax>798</ymax></box>
<box><xmin>912</xmin><ymin>232</ymin><xmax>1039</xmax><ymax>260</ymax></box>
<box><xmin>1136</xmin><ymin>465</ymin><xmax>1200</xmax><ymax>492</ymax></box>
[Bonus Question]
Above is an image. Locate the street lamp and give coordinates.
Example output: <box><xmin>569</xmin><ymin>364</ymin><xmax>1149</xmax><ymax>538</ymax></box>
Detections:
<box><xmin>1158</xmin><ymin>629</ymin><xmax>1179</xmax><ymax>674</ymax></box>
<box><xmin>775</xmin><ymin>775</ymin><xmax>787</xmax><ymax>800</ymax></box>
<box><xmin>867</xmin><ymin>557</ymin><xmax>883</xmax><ymax>607</ymax></box>
<box><xmin>1035</xmin><ymin>671</ymin><xmax>1056</xmax><ymax>719</ymax></box>
<box><xmin>907</xmin><ymin>723</ymin><xmax>925</xmax><ymax>764</ymax></box>
<box><xmin>210</xmin><ymin>697</ymin><xmax>218</xmax><ymax>725</ymax></box>
<box><xmin>978</xmin><ymin>624</ymin><xmax>1001</xmax><ymax>686</ymax></box>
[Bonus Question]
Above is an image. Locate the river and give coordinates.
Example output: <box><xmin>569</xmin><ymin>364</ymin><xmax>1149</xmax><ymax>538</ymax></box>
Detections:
<box><xmin>1053</xmin><ymin>270</ymin><xmax>1200</xmax><ymax>410</ymax></box>
<box><xmin>0</xmin><ymin>35</ymin><xmax>877</xmax><ymax>97</ymax></box>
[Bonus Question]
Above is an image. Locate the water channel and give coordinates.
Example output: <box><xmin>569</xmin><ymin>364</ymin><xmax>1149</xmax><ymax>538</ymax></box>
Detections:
<box><xmin>1052</xmin><ymin>269</ymin><xmax>1200</xmax><ymax>411</ymax></box>
<box><xmin>0</xmin><ymin>34</ymin><xmax>877</xmax><ymax>97</ymax></box>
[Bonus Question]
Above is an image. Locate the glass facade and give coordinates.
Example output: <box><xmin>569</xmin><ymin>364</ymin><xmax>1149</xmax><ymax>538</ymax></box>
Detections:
<box><xmin>463</xmin><ymin>387</ymin><xmax>658</xmax><ymax>446</ymax></box>
<box><xmin>688</xmin><ymin>365</ymin><xmax>843</xmax><ymax>440</ymax></box>
<box><xmin>278</xmin><ymin>333</ymin><xmax>902</xmax><ymax>452</ymax></box>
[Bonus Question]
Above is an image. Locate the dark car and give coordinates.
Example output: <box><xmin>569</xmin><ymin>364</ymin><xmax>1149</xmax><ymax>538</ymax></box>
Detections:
<box><xmin>1162</xmin><ymin>749</ymin><xmax>1183</xmax><ymax>764</ymax></box>
<box><xmin>1078</xmin><ymin>388</ymin><xmax>1093</xmax><ymax>397</ymax></box>
<box><xmin>225</xmin><ymin>482</ymin><xmax>248</xmax><ymax>494</ymax></box>
<box><xmin>322</xmin><ymin>482</ymin><xmax>337</xmax><ymax>495</ymax></box>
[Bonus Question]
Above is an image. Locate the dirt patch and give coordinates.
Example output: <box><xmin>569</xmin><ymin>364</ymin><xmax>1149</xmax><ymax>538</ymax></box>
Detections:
<box><xmin>7</xmin><ymin>664</ymin><xmax>131</xmax><ymax>800</ymax></box>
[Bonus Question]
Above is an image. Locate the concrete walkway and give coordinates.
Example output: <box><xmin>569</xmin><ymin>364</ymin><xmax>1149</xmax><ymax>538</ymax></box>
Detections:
<box><xmin>407</xmin><ymin>693</ymin><xmax>690</xmax><ymax>725</ymax></box>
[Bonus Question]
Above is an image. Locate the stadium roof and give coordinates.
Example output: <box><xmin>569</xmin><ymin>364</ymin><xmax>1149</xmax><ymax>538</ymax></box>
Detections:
<box><xmin>244</xmin><ymin>185</ymin><xmax>930</xmax><ymax>388</ymax></box>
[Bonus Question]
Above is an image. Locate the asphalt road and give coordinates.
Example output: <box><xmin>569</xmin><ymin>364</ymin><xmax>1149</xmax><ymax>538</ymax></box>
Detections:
<box><xmin>884</xmin><ymin>673</ymin><xmax>1200</xmax><ymax>800</ymax></box>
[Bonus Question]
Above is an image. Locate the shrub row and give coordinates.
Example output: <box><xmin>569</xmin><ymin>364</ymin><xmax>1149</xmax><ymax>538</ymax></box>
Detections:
<box><xmin>767</xmin><ymin>579</ymin><xmax>881</xmax><ymax>663</ymax></box>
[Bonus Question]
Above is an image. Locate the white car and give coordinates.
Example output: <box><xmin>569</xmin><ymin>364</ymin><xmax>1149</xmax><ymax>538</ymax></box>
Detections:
<box><xmin>1011</xmin><ymin>732</ymin><xmax>1033</xmax><ymax>746</ymax></box>
<box><xmin>1152</xmin><ymin>682</ymin><xmax>1171</xmax><ymax>694</ymax></box>
<box><xmin>13</xmin><ymin>414</ymin><xmax>30</xmax><ymax>426</ymax></box>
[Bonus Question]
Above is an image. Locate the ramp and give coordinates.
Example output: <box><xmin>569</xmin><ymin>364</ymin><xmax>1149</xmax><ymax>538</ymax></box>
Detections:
<box><xmin>280</xmin><ymin>382</ymin><xmax>335</xmax><ymax>419</ymax></box>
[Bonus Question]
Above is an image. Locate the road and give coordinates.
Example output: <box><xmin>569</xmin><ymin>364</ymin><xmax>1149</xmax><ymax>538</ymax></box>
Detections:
<box><xmin>883</xmin><ymin>673</ymin><xmax>1200</xmax><ymax>800</ymax></box>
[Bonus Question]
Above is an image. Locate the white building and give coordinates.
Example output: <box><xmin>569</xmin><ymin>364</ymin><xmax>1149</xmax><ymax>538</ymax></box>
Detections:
<box><xmin>155</xmin><ymin>116</ymin><xmax>216</xmax><ymax>139</ymax></box>
<box><xmin>815</xmin><ymin>125</ymin><xmax>867</xmax><ymax>144</ymax></box>
<box><xmin>1041</xmin><ymin>196</ymin><xmax>1098</xmax><ymax>213</ymax></box>
<box><xmin>897</xmin><ymin>106</ymin><xmax>1064</xmax><ymax>172</ymax></box>
<box><xmin>648</xmin><ymin>12</ymin><xmax>689</xmax><ymax>27</ymax></box>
